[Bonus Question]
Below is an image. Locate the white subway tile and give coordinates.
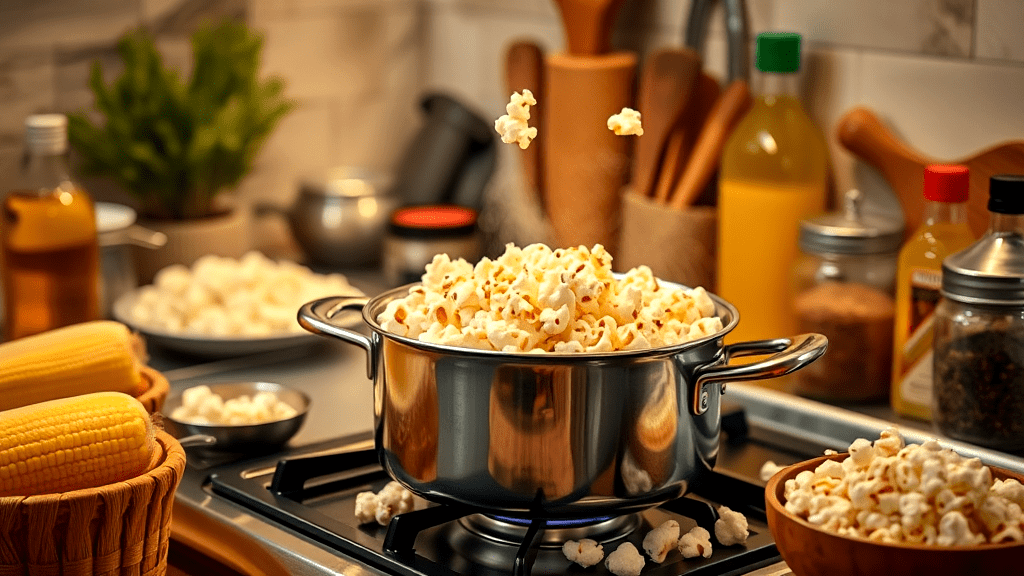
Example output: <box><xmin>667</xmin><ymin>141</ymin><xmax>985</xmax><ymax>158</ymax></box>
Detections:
<box><xmin>799</xmin><ymin>47</ymin><xmax>862</xmax><ymax>205</ymax></box>
<box><xmin>241</xmin><ymin>100</ymin><xmax>336</xmax><ymax>205</ymax></box>
<box><xmin>257</xmin><ymin>6</ymin><xmax>406</xmax><ymax>101</ymax></box>
<box><xmin>858</xmin><ymin>51</ymin><xmax>1024</xmax><ymax>161</ymax></box>
<box><xmin>0</xmin><ymin>0</ymin><xmax>139</xmax><ymax>51</ymax></box>
<box><xmin>976</xmin><ymin>0</ymin><xmax>1024</xmax><ymax>63</ymax></box>
<box><xmin>0</xmin><ymin>50</ymin><xmax>55</xmax><ymax>148</ymax></box>
<box><xmin>771</xmin><ymin>0</ymin><xmax>973</xmax><ymax>58</ymax></box>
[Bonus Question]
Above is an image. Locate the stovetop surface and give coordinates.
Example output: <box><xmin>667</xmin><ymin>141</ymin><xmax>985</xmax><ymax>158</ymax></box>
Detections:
<box><xmin>203</xmin><ymin>406</ymin><xmax>787</xmax><ymax>576</ymax></box>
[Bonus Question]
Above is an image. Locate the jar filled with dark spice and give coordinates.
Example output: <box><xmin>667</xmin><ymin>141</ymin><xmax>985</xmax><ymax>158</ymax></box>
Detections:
<box><xmin>934</xmin><ymin>174</ymin><xmax>1024</xmax><ymax>452</ymax></box>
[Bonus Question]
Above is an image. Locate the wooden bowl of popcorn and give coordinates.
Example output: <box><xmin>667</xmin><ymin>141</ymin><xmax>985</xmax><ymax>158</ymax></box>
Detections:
<box><xmin>764</xmin><ymin>429</ymin><xmax>1024</xmax><ymax>576</ymax></box>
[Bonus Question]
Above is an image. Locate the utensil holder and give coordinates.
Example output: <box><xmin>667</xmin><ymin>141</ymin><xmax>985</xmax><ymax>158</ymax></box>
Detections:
<box><xmin>618</xmin><ymin>190</ymin><xmax>716</xmax><ymax>291</ymax></box>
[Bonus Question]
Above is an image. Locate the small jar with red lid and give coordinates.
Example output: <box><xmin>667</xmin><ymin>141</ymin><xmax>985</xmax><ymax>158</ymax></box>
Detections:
<box><xmin>383</xmin><ymin>204</ymin><xmax>483</xmax><ymax>286</ymax></box>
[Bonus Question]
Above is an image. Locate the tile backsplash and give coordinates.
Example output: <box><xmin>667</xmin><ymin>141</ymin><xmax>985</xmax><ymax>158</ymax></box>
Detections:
<box><xmin>1</xmin><ymin>0</ymin><xmax>1022</xmax><ymax>254</ymax></box>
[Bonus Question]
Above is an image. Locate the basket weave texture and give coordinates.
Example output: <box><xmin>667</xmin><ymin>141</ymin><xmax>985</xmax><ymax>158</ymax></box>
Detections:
<box><xmin>135</xmin><ymin>367</ymin><xmax>169</xmax><ymax>415</ymax></box>
<box><xmin>0</xmin><ymin>432</ymin><xmax>186</xmax><ymax>576</ymax></box>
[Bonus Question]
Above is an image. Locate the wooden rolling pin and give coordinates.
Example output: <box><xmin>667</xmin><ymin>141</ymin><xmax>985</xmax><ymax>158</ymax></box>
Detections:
<box><xmin>544</xmin><ymin>52</ymin><xmax>636</xmax><ymax>252</ymax></box>
<box><xmin>504</xmin><ymin>40</ymin><xmax>545</xmax><ymax>207</ymax></box>
<box><xmin>837</xmin><ymin>106</ymin><xmax>1024</xmax><ymax>237</ymax></box>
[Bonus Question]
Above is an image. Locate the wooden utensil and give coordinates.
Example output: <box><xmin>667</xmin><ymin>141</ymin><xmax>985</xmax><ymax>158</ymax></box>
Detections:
<box><xmin>553</xmin><ymin>0</ymin><xmax>628</xmax><ymax>55</ymax></box>
<box><xmin>504</xmin><ymin>40</ymin><xmax>545</xmax><ymax>207</ymax></box>
<box><xmin>653</xmin><ymin>71</ymin><xmax>721</xmax><ymax>204</ymax></box>
<box><xmin>543</xmin><ymin>52</ymin><xmax>636</xmax><ymax>253</ymax></box>
<box><xmin>837</xmin><ymin>106</ymin><xmax>1024</xmax><ymax>237</ymax></box>
<box><xmin>667</xmin><ymin>79</ymin><xmax>753</xmax><ymax>209</ymax></box>
<box><xmin>631</xmin><ymin>47</ymin><xmax>702</xmax><ymax>199</ymax></box>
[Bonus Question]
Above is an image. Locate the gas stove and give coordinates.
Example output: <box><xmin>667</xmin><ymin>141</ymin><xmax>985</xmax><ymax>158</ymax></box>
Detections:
<box><xmin>166</xmin><ymin>343</ymin><xmax>1024</xmax><ymax>576</ymax></box>
<box><xmin>205</xmin><ymin>432</ymin><xmax>782</xmax><ymax>576</ymax></box>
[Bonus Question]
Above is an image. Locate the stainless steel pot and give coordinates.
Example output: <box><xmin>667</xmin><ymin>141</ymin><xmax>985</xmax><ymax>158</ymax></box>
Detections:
<box><xmin>298</xmin><ymin>284</ymin><xmax>826</xmax><ymax>518</ymax></box>
<box><xmin>257</xmin><ymin>167</ymin><xmax>399</xmax><ymax>267</ymax></box>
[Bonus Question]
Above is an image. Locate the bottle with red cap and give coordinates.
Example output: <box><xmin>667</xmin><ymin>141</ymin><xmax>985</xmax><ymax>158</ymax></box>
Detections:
<box><xmin>890</xmin><ymin>164</ymin><xmax>976</xmax><ymax>420</ymax></box>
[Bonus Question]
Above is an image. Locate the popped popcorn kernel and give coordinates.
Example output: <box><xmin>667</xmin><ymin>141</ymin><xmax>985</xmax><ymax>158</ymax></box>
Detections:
<box><xmin>562</xmin><ymin>538</ymin><xmax>604</xmax><ymax>568</ymax></box>
<box><xmin>642</xmin><ymin>520</ymin><xmax>679</xmax><ymax>563</ymax></box>
<box><xmin>678</xmin><ymin>526</ymin><xmax>713</xmax><ymax>559</ymax></box>
<box><xmin>353</xmin><ymin>481</ymin><xmax>416</xmax><ymax>526</ymax></box>
<box><xmin>605</xmin><ymin>542</ymin><xmax>645</xmax><ymax>576</ymax></box>
<box><xmin>495</xmin><ymin>90</ymin><xmax>538</xmax><ymax>149</ymax></box>
<box><xmin>608</xmin><ymin>107</ymin><xmax>644</xmax><ymax>136</ymax></box>
<box><xmin>715</xmin><ymin>506</ymin><xmax>750</xmax><ymax>546</ymax></box>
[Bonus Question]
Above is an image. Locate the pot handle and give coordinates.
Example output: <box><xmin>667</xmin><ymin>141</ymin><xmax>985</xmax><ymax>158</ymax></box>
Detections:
<box><xmin>297</xmin><ymin>296</ymin><xmax>376</xmax><ymax>380</ymax></box>
<box><xmin>690</xmin><ymin>333</ymin><xmax>828</xmax><ymax>416</ymax></box>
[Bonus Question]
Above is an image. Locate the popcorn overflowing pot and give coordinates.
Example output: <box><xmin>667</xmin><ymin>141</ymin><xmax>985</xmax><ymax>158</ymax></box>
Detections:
<box><xmin>298</xmin><ymin>244</ymin><xmax>828</xmax><ymax>518</ymax></box>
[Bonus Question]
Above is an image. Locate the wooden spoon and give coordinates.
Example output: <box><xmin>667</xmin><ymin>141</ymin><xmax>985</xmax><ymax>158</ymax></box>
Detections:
<box><xmin>653</xmin><ymin>71</ymin><xmax>721</xmax><ymax>204</ymax></box>
<box><xmin>631</xmin><ymin>47</ymin><xmax>702</xmax><ymax>199</ymax></box>
<box><xmin>504</xmin><ymin>40</ymin><xmax>545</xmax><ymax>207</ymax></box>
<box><xmin>553</xmin><ymin>0</ymin><xmax>628</xmax><ymax>55</ymax></box>
<box><xmin>668</xmin><ymin>79</ymin><xmax>753</xmax><ymax>209</ymax></box>
<box><xmin>837</xmin><ymin>106</ymin><xmax>1024</xmax><ymax>237</ymax></box>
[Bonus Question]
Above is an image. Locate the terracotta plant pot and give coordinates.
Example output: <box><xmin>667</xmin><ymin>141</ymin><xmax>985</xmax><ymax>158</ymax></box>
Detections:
<box><xmin>132</xmin><ymin>208</ymin><xmax>253</xmax><ymax>284</ymax></box>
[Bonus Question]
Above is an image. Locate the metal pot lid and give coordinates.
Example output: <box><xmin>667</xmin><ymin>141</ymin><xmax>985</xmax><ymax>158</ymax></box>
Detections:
<box><xmin>942</xmin><ymin>175</ymin><xmax>1024</xmax><ymax>305</ymax></box>
<box><xmin>299</xmin><ymin>167</ymin><xmax>392</xmax><ymax>198</ymax></box>
<box><xmin>799</xmin><ymin>189</ymin><xmax>903</xmax><ymax>255</ymax></box>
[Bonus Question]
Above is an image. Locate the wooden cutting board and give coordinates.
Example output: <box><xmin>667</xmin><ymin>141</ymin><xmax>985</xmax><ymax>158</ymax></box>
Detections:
<box><xmin>837</xmin><ymin>106</ymin><xmax>1024</xmax><ymax>237</ymax></box>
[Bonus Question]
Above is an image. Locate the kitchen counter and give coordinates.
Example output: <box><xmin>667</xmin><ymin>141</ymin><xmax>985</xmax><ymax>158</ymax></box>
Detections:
<box><xmin>153</xmin><ymin>269</ymin><xmax>1024</xmax><ymax>576</ymax></box>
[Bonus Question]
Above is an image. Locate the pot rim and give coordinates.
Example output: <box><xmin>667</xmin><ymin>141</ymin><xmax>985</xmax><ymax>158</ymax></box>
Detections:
<box><xmin>357</xmin><ymin>278</ymin><xmax>740</xmax><ymax>360</ymax></box>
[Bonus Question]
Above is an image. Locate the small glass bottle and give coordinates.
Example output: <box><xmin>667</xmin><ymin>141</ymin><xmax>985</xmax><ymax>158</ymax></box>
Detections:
<box><xmin>890</xmin><ymin>165</ymin><xmax>975</xmax><ymax>421</ymax></box>
<box><xmin>934</xmin><ymin>174</ymin><xmax>1024</xmax><ymax>451</ymax></box>
<box><xmin>1</xmin><ymin>114</ymin><xmax>101</xmax><ymax>340</ymax></box>
<box><xmin>718</xmin><ymin>32</ymin><xmax>830</xmax><ymax>344</ymax></box>
<box><xmin>790</xmin><ymin>189</ymin><xmax>903</xmax><ymax>402</ymax></box>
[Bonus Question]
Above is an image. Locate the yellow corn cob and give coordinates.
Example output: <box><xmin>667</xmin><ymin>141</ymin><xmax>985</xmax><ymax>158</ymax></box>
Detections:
<box><xmin>0</xmin><ymin>391</ymin><xmax>156</xmax><ymax>497</ymax></box>
<box><xmin>0</xmin><ymin>320</ymin><xmax>146</xmax><ymax>412</ymax></box>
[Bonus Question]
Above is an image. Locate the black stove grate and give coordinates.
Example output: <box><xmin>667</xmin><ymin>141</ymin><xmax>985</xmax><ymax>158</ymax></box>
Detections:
<box><xmin>207</xmin><ymin>438</ymin><xmax>780</xmax><ymax>576</ymax></box>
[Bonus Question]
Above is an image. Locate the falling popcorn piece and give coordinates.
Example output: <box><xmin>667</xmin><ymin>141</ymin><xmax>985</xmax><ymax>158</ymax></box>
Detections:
<box><xmin>608</xmin><ymin>107</ymin><xmax>644</xmax><ymax>136</ymax></box>
<box><xmin>495</xmin><ymin>89</ymin><xmax>538</xmax><ymax>149</ymax></box>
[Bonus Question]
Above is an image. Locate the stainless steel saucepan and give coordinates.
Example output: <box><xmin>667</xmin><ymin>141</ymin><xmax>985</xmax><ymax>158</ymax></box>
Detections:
<box><xmin>298</xmin><ymin>282</ymin><xmax>826</xmax><ymax>518</ymax></box>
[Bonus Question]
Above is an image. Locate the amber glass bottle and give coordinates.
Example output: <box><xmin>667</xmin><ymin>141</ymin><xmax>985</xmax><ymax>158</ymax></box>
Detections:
<box><xmin>1</xmin><ymin>114</ymin><xmax>100</xmax><ymax>340</ymax></box>
<box><xmin>891</xmin><ymin>165</ymin><xmax>975</xmax><ymax>420</ymax></box>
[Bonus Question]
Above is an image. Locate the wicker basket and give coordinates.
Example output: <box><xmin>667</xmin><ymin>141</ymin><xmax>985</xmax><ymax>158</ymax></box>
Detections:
<box><xmin>0</xmin><ymin>432</ymin><xmax>186</xmax><ymax>576</ymax></box>
<box><xmin>135</xmin><ymin>367</ymin><xmax>169</xmax><ymax>414</ymax></box>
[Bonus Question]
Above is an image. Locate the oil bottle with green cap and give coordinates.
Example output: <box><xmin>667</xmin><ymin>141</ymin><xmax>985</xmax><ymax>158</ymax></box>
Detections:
<box><xmin>717</xmin><ymin>32</ymin><xmax>830</xmax><ymax>349</ymax></box>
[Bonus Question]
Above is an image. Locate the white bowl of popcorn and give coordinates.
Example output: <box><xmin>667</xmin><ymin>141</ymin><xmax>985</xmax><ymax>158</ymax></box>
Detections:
<box><xmin>765</xmin><ymin>429</ymin><xmax>1024</xmax><ymax>576</ymax></box>
<box><xmin>114</xmin><ymin>251</ymin><xmax>362</xmax><ymax>358</ymax></box>
<box><xmin>298</xmin><ymin>243</ymin><xmax>828</xmax><ymax>518</ymax></box>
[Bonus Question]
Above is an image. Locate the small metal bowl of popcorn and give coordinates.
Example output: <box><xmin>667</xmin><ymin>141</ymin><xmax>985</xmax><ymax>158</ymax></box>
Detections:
<box><xmin>765</xmin><ymin>439</ymin><xmax>1024</xmax><ymax>576</ymax></box>
<box><xmin>162</xmin><ymin>381</ymin><xmax>311</xmax><ymax>453</ymax></box>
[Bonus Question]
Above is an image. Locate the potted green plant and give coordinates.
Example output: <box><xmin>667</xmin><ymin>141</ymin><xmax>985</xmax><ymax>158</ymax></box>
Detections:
<box><xmin>68</xmin><ymin>19</ymin><xmax>293</xmax><ymax>281</ymax></box>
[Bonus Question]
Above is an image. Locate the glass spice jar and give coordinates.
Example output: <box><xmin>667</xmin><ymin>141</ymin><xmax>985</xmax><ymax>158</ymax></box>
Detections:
<box><xmin>382</xmin><ymin>204</ymin><xmax>483</xmax><ymax>287</ymax></box>
<box><xmin>934</xmin><ymin>174</ymin><xmax>1024</xmax><ymax>452</ymax></box>
<box><xmin>790</xmin><ymin>189</ymin><xmax>904</xmax><ymax>402</ymax></box>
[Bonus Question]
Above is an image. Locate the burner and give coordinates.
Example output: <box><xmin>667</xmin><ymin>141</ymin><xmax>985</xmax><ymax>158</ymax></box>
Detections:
<box><xmin>459</xmin><ymin>513</ymin><xmax>640</xmax><ymax>547</ymax></box>
<box><xmin>208</xmin><ymin>434</ymin><xmax>783</xmax><ymax>576</ymax></box>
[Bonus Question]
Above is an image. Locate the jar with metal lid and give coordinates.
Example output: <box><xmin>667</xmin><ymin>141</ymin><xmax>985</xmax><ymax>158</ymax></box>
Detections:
<box><xmin>790</xmin><ymin>189</ymin><xmax>904</xmax><ymax>402</ymax></box>
<box><xmin>934</xmin><ymin>174</ymin><xmax>1024</xmax><ymax>451</ymax></box>
<box><xmin>383</xmin><ymin>204</ymin><xmax>483</xmax><ymax>287</ymax></box>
